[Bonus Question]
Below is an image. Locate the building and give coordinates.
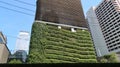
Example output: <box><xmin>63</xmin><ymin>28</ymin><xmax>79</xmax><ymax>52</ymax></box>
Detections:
<box><xmin>0</xmin><ymin>32</ymin><xmax>10</xmax><ymax>63</ymax></box>
<box><xmin>8</xmin><ymin>50</ymin><xmax>27</xmax><ymax>63</ymax></box>
<box><xmin>15</xmin><ymin>31</ymin><xmax>30</xmax><ymax>55</ymax></box>
<box><xmin>35</xmin><ymin>0</ymin><xmax>87</xmax><ymax>27</ymax></box>
<box><xmin>95</xmin><ymin>0</ymin><xmax>120</xmax><ymax>53</ymax></box>
<box><xmin>86</xmin><ymin>7</ymin><xmax>109</xmax><ymax>57</ymax></box>
<box><xmin>87</xmin><ymin>0</ymin><xmax>120</xmax><ymax>57</ymax></box>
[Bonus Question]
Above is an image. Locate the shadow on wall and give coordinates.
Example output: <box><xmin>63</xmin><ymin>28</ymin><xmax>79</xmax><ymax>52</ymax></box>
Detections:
<box><xmin>42</xmin><ymin>10</ymin><xmax>59</xmax><ymax>23</ymax></box>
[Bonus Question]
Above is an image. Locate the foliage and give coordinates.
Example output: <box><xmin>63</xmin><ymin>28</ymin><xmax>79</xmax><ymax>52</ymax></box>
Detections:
<box><xmin>45</xmin><ymin>49</ymin><xmax>96</xmax><ymax>59</ymax></box>
<box><xmin>27</xmin><ymin>22</ymin><xmax>97</xmax><ymax>63</ymax></box>
<box><xmin>99</xmin><ymin>53</ymin><xmax>119</xmax><ymax>63</ymax></box>
<box><xmin>108</xmin><ymin>53</ymin><xmax>119</xmax><ymax>63</ymax></box>
<box><xmin>99</xmin><ymin>58</ymin><xmax>108</xmax><ymax>63</ymax></box>
<box><xmin>27</xmin><ymin>52</ymin><xmax>45</xmax><ymax>63</ymax></box>
<box><xmin>8</xmin><ymin>59</ymin><xmax>22</xmax><ymax>64</ymax></box>
<box><xmin>44</xmin><ymin>40</ymin><xmax>94</xmax><ymax>51</ymax></box>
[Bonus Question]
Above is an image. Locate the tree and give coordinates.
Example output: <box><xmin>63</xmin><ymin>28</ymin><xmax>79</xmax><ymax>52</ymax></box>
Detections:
<box><xmin>108</xmin><ymin>53</ymin><xmax>118</xmax><ymax>63</ymax></box>
<box><xmin>99</xmin><ymin>53</ymin><xmax>119</xmax><ymax>63</ymax></box>
<box><xmin>8</xmin><ymin>59</ymin><xmax>22</xmax><ymax>64</ymax></box>
<box><xmin>100</xmin><ymin>58</ymin><xmax>108</xmax><ymax>63</ymax></box>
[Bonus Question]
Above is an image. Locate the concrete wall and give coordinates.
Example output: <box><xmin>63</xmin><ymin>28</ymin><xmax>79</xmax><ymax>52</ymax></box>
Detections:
<box><xmin>0</xmin><ymin>43</ymin><xmax>9</xmax><ymax>63</ymax></box>
<box><xmin>0</xmin><ymin>32</ymin><xmax>10</xmax><ymax>63</ymax></box>
<box><xmin>86</xmin><ymin>7</ymin><xmax>109</xmax><ymax>57</ymax></box>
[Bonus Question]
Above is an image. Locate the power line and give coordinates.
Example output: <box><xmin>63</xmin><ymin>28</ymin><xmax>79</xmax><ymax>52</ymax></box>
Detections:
<box><xmin>0</xmin><ymin>5</ymin><xmax>34</xmax><ymax>16</ymax></box>
<box><xmin>0</xmin><ymin>1</ymin><xmax>35</xmax><ymax>12</ymax></box>
<box><xmin>14</xmin><ymin>0</ymin><xmax>36</xmax><ymax>7</ymax></box>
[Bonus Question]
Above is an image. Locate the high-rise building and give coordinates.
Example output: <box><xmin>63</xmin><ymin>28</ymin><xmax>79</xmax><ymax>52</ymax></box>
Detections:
<box><xmin>87</xmin><ymin>7</ymin><xmax>109</xmax><ymax>57</ymax></box>
<box><xmin>87</xmin><ymin>0</ymin><xmax>120</xmax><ymax>56</ymax></box>
<box><xmin>0</xmin><ymin>32</ymin><xmax>10</xmax><ymax>63</ymax></box>
<box><xmin>15</xmin><ymin>31</ymin><xmax>30</xmax><ymax>55</ymax></box>
<box><xmin>35</xmin><ymin>0</ymin><xmax>87</xmax><ymax>27</ymax></box>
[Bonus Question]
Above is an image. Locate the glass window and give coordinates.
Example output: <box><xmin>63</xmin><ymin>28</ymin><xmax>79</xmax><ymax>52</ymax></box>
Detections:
<box><xmin>0</xmin><ymin>37</ymin><xmax>3</xmax><ymax>43</ymax></box>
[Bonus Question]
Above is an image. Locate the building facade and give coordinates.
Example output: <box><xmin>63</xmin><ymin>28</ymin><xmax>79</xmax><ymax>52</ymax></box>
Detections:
<box><xmin>0</xmin><ymin>32</ymin><xmax>10</xmax><ymax>63</ymax></box>
<box><xmin>87</xmin><ymin>0</ymin><xmax>120</xmax><ymax>56</ymax></box>
<box><xmin>35</xmin><ymin>0</ymin><xmax>87</xmax><ymax>27</ymax></box>
<box><xmin>87</xmin><ymin>7</ymin><xmax>109</xmax><ymax>57</ymax></box>
<box><xmin>15</xmin><ymin>31</ymin><xmax>30</xmax><ymax>55</ymax></box>
<box><xmin>95</xmin><ymin>0</ymin><xmax>120</xmax><ymax>53</ymax></box>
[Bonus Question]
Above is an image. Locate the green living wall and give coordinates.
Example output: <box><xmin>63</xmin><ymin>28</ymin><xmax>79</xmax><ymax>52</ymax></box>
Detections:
<box><xmin>27</xmin><ymin>22</ymin><xmax>97</xmax><ymax>63</ymax></box>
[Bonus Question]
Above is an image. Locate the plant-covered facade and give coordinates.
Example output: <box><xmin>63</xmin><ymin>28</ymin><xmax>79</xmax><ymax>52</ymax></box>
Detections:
<box><xmin>27</xmin><ymin>22</ymin><xmax>97</xmax><ymax>63</ymax></box>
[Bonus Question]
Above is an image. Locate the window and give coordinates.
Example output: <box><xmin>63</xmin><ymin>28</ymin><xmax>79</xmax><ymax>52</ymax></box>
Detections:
<box><xmin>115</xmin><ymin>47</ymin><xmax>118</xmax><ymax>50</ymax></box>
<box><xmin>117</xmin><ymin>42</ymin><xmax>120</xmax><ymax>45</ymax></box>
<box><xmin>112</xmin><ymin>41</ymin><xmax>115</xmax><ymax>43</ymax></box>
<box><xmin>113</xmin><ymin>44</ymin><xmax>117</xmax><ymax>46</ymax></box>
<box><xmin>0</xmin><ymin>37</ymin><xmax>3</xmax><ymax>43</ymax></box>
<box><xmin>117</xmin><ymin>31</ymin><xmax>120</xmax><ymax>33</ymax></box>
<box><xmin>109</xmin><ymin>49</ymin><xmax>113</xmax><ymax>51</ymax></box>
<box><xmin>115</xmin><ymin>36</ymin><xmax>118</xmax><ymax>39</ymax></box>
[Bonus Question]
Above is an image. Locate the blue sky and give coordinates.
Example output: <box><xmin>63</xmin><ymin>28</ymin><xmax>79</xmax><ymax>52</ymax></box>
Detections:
<box><xmin>0</xmin><ymin>0</ymin><xmax>101</xmax><ymax>52</ymax></box>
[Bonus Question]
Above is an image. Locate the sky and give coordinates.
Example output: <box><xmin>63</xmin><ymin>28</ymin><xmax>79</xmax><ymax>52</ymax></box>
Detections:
<box><xmin>0</xmin><ymin>0</ymin><xmax>101</xmax><ymax>52</ymax></box>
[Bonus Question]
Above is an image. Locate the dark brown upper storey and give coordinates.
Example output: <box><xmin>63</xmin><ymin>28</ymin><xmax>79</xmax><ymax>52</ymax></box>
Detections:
<box><xmin>35</xmin><ymin>0</ymin><xmax>87</xmax><ymax>28</ymax></box>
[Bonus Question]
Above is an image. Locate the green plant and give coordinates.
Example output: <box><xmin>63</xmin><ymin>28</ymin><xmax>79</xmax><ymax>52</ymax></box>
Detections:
<box><xmin>100</xmin><ymin>58</ymin><xmax>108</xmax><ymax>63</ymax></box>
<box><xmin>28</xmin><ymin>22</ymin><xmax>97</xmax><ymax>63</ymax></box>
<box><xmin>8</xmin><ymin>59</ymin><xmax>22</xmax><ymax>64</ymax></box>
<box><xmin>108</xmin><ymin>53</ymin><xmax>118</xmax><ymax>63</ymax></box>
<box><xmin>98</xmin><ymin>53</ymin><xmax>119</xmax><ymax>63</ymax></box>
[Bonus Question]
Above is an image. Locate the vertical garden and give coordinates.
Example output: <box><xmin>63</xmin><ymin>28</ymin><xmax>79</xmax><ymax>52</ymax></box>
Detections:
<box><xmin>27</xmin><ymin>22</ymin><xmax>97</xmax><ymax>63</ymax></box>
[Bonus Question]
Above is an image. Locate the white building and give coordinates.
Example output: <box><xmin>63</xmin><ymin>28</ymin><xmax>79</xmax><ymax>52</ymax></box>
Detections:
<box><xmin>15</xmin><ymin>31</ymin><xmax>30</xmax><ymax>55</ymax></box>
<box><xmin>87</xmin><ymin>0</ymin><xmax>120</xmax><ymax>57</ymax></box>
<box><xmin>87</xmin><ymin>7</ymin><xmax>109</xmax><ymax>57</ymax></box>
